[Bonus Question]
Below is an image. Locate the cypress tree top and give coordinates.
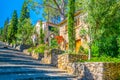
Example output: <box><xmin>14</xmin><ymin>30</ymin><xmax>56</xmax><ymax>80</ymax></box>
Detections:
<box><xmin>20</xmin><ymin>1</ymin><xmax>30</xmax><ymax>22</ymax></box>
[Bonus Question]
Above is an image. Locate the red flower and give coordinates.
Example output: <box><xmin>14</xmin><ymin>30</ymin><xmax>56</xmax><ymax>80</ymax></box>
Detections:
<box><xmin>55</xmin><ymin>36</ymin><xmax>64</xmax><ymax>44</ymax></box>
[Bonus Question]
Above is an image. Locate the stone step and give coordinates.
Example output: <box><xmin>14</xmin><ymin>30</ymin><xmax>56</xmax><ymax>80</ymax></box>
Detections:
<box><xmin>17</xmin><ymin>76</ymin><xmax>76</xmax><ymax>80</ymax></box>
<box><xmin>0</xmin><ymin>61</ymin><xmax>38</xmax><ymax>64</ymax></box>
<box><xmin>0</xmin><ymin>70</ymin><xmax>66</xmax><ymax>75</ymax></box>
<box><xmin>0</xmin><ymin>59</ymin><xmax>34</xmax><ymax>62</ymax></box>
<box><xmin>0</xmin><ymin>56</ymin><xmax>37</xmax><ymax>61</ymax></box>
<box><xmin>0</xmin><ymin>54</ymin><xmax>39</xmax><ymax>61</ymax></box>
<box><xmin>0</xmin><ymin>58</ymin><xmax>37</xmax><ymax>62</ymax></box>
<box><xmin>0</xmin><ymin>72</ymin><xmax>76</xmax><ymax>80</ymax></box>
<box><xmin>0</xmin><ymin>65</ymin><xmax>54</xmax><ymax>69</ymax></box>
<box><xmin>0</xmin><ymin>63</ymin><xmax>55</xmax><ymax>67</ymax></box>
<box><xmin>0</xmin><ymin>66</ymin><xmax>77</xmax><ymax>80</ymax></box>
<box><xmin>0</xmin><ymin>54</ymin><xmax>31</xmax><ymax>59</ymax></box>
<box><xmin>0</xmin><ymin>66</ymin><xmax>66</xmax><ymax>74</ymax></box>
<box><xmin>0</xmin><ymin>53</ymin><xmax>23</xmax><ymax>55</ymax></box>
<box><xmin>0</xmin><ymin>59</ymin><xmax>36</xmax><ymax>63</ymax></box>
<box><xmin>0</xmin><ymin>44</ymin><xmax>77</xmax><ymax>80</ymax></box>
<box><xmin>0</xmin><ymin>62</ymin><xmax>53</xmax><ymax>66</ymax></box>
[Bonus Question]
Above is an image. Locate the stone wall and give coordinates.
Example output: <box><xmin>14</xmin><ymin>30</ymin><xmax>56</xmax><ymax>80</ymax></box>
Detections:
<box><xmin>57</xmin><ymin>54</ymin><xmax>88</xmax><ymax>70</ymax></box>
<box><xmin>23</xmin><ymin>49</ymin><xmax>43</xmax><ymax>60</ymax></box>
<box><xmin>24</xmin><ymin>49</ymin><xmax>120</xmax><ymax>80</ymax></box>
<box><xmin>66</xmin><ymin>62</ymin><xmax>120</xmax><ymax>80</ymax></box>
<box><xmin>23</xmin><ymin>49</ymin><xmax>31</xmax><ymax>55</ymax></box>
<box><xmin>103</xmin><ymin>63</ymin><xmax>120</xmax><ymax>80</ymax></box>
<box><xmin>57</xmin><ymin>54</ymin><xmax>69</xmax><ymax>70</ymax></box>
<box><xmin>69</xmin><ymin>54</ymin><xmax>88</xmax><ymax>62</ymax></box>
<box><xmin>41</xmin><ymin>50</ymin><xmax>52</xmax><ymax>64</ymax></box>
<box><xmin>57</xmin><ymin>53</ymin><xmax>120</xmax><ymax>80</ymax></box>
<box><xmin>67</xmin><ymin>62</ymin><xmax>103</xmax><ymax>80</ymax></box>
<box><xmin>41</xmin><ymin>49</ymin><xmax>64</xmax><ymax>66</ymax></box>
<box><xmin>42</xmin><ymin>50</ymin><xmax>88</xmax><ymax>67</ymax></box>
<box><xmin>42</xmin><ymin>51</ymin><xmax>120</xmax><ymax>80</ymax></box>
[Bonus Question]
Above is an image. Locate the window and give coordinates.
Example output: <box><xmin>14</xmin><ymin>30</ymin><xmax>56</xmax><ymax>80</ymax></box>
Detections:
<box><xmin>48</xmin><ymin>26</ymin><xmax>55</xmax><ymax>31</ymax></box>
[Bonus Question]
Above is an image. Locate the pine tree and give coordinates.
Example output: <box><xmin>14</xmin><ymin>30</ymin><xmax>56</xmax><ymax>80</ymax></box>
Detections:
<box><xmin>8</xmin><ymin>10</ymin><xmax>18</xmax><ymax>44</ymax></box>
<box><xmin>67</xmin><ymin>0</ymin><xmax>75</xmax><ymax>52</ymax></box>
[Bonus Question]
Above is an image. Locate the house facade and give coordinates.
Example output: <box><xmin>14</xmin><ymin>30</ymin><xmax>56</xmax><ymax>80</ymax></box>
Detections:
<box><xmin>34</xmin><ymin>11</ymin><xmax>89</xmax><ymax>52</ymax></box>
<box><xmin>58</xmin><ymin>11</ymin><xmax>89</xmax><ymax>52</ymax></box>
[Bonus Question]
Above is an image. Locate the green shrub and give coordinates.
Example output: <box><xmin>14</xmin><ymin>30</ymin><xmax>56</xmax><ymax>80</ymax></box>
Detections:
<box><xmin>78</xmin><ymin>55</ymin><xmax>120</xmax><ymax>63</ymax></box>
<box><xmin>79</xmin><ymin>55</ymin><xmax>120</xmax><ymax>63</ymax></box>
<box><xmin>91</xmin><ymin>43</ymin><xmax>99</xmax><ymax>57</ymax></box>
<box><xmin>88</xmin><ymin>56</ymin><xmax>120</xmax><ymax>63</ymax></box>
<box><xmin>34</xmin><ymin>44</ymin><xmax>45</xmax><ymax>54</ymax></box>
<box><xmin>28</xmin><ymin>47</ymin><xmax>34</xmax><ymax>53</ymax></box>
<box><xmin>50</xmin><ymin>38</ymin><xmax>58</xmax><ymax>49</ymax></box>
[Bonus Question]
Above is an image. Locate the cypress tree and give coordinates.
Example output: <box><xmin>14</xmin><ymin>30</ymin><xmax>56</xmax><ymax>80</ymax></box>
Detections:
<box><xmin>20</xmin><ymin>1</ymin><xmax>30</xmax><ymax>22</ymax></box>
<box><xmin>67</xmin><ymin>0</ymin><xmax>75</xmax><ymax>52</ymax></box>
<box><xmin>8</xmin><ymin>10</ymin><xmax>18</xmax><ymax>44</ymax></box>
<box><xmin>40</xmin><ymin>21</ymin><xmax>44</xmax><ymax>44</ymax></box>
<box><xmin>17</xmin><ymin>1</ymin><xmax>30</xmax><ymax>45</ymax></box>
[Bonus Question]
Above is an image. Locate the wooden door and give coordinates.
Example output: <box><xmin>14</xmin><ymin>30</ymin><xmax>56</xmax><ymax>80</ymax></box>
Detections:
<box><xmin>75</xmin><ymin>39</ymin><xmax>81</xmax><ymax>53</ymax></box>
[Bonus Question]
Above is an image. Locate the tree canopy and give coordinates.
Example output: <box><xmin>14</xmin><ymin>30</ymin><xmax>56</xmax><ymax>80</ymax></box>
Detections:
<box><xmin>27</xmin><ymin>0</ymin><xmax>83</xmax><ymax>23</ymax></box>
<box><xmin>83</xmin><ymin>0</ymin><xmax>120</xmax><ymax>57</ymax></box>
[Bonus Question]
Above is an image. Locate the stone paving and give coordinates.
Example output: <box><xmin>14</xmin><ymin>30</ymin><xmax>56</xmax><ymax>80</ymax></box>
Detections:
<box><xmin>0</xmin><ymin>43</ymin><xmax>77</xmax><ymax>80</ymax></box>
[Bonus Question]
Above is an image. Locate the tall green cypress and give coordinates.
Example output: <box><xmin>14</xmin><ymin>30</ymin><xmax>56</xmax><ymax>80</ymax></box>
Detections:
<box><xmin>67</xmin><ymin>0</ymin><xmax>75</xmax><ymax>52</ymax></box>
<box><xmin>17</xmin><ymin>1</ymin><xmax>30</xmax><ymax>45</ymax></box>
<box><xmin>20</xmin><ymin>1</ymin><xmax>30</xmax><ymax>22</ymax></box>
<box><xmin>8</xmin><ymin>10</ymin><xmax>18</xmax><ymax>44</ymax></box>
<box><xmin>40</xmin><ymin>21</ymin><xmax>44</xmax><ymax>44</ymax></box>
<box><xmin>3</xmin><ymin>18</ymin><xmax>9</xmax><ymax>42</ymax></box>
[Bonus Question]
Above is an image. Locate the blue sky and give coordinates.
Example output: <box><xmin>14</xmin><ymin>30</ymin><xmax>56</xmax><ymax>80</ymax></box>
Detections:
<box><xmin>0</xmin><ymin>0</ymin><xmax>43</xmax><ymax>28</ymax></box>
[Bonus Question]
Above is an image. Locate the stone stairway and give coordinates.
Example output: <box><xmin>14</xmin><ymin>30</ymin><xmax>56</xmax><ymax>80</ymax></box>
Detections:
<box><xmin>0</xmin><ymin>48</ymin><xmax>77</xmax><ymax>80</ymax></box>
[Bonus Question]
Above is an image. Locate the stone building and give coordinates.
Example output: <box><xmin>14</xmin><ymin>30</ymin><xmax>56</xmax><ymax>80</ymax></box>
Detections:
<box><xmin>58</xmin><ymin>11</ymin><xmax>89</xmax><ymax>52</ymax></box>
<box><xmin>34</xmin><ymin>11</ymin><xmax>89</xmax><ymax>52</ymax></box>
